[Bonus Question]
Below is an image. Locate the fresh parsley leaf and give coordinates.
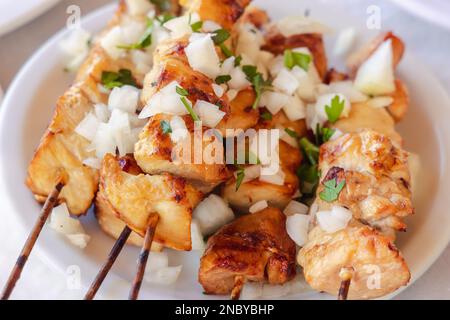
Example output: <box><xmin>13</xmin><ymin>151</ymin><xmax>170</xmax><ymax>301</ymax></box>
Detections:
<box><xmin>150</xmin><ymin>0</ymin><xmax>171</xmax><ymax>11</ymax></box>
<box><xmin>160</xmin><ymin>120</ymin><xmax>172</xmax><ymax>134</ymax></box>
<box><xmin>325</xmin><ymin>95</ymin><xmax>345</xmax><ymax>123</ymax></box>
<box><xmin>319</xmin><ymin>178</ymin><xmax>345</xmax><ymax>202</ymax></box>
<box><xmin>215</xmin><ymin>75</ymin><xmax>232</xmax><ymax>84</ymax></box>
<box><xmin>299</xmin><ymin>137</ymin><xmax>319</xmax><ymax>166</ymax></box>
<box><xmin>118</xmin><ymin>19</ymin><xmax>153</xmax><ymax>50</ymax></box>
<box><xmin>180</xmin><ymin>97</ymin><xmax>200</xmax><ymax>121</ymax></box>
<box><xmin>285</xmin><ymin>128</ymin><xmax>298</xmax><ymax>139</ymax></box>
<box><xmin>191</xmin><ymin>20</ymin><xmax>203</xmax><ymax>32</ymax></box>
<box><xmin>283</xmin><ymin>49</ymin><xmax>312</xmax><ymax>71</ymax></box>
<box><xmin>101</xmin><ymin>69</ymin><xmax>138</xmax><ymax>89</ymax></box>
<box><xmin>260</xmin><ymin>111</ymin><xmax>272</xmax><ymax>121</ymax></box>
<box><xmin>235</xmin><ymin>167</ymin><xmax>245</xmax><ymax>191</ymax></box>
<box><xmin>242</xmin><ymin>65</ymin><xmax>271</xmax><ymax>109</ymax></box>
<box><xmin>297</xmin><ymin>163</ymin><xmax>320</xmax><ymax>199</ymax></box>
<box><xmin>219</xmin><ymin>43</ymin><xmax>233</xmax><ymax>58</ymax></box>
<box><xmin>176</xmin><ymin>86</ymin><xmax>189</xmax><ymax>96</ymax></box>
<box><xmin>234</xmin><ymin>55</ymin><xmax>242</xmax><ymax>67</ymax></box>
<box><xmin>212</xmin><ymin>29</ymin><xmax>230</xmax><ymax>45</ymax></box>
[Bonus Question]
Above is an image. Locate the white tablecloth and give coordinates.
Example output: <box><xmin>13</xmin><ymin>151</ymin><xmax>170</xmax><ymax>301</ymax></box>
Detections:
<box><xmin>1</xmin><ymin>0</ymin><xmax>450</xmax><ymax>299</ymax></box>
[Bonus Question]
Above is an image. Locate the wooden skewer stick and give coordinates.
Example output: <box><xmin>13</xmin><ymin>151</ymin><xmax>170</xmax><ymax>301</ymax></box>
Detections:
<box><xmin>1</xmin><ymin>181</ymin><xmax>65</xmax><ymax>300</ymax></box>
<box><xmin>84</xmin><ymin>226</ymin><xmax>132</xmax><ymax>300</ymax></box>
<box><xmin>230</xmin><ymin>276</ymin><xmax>246</xmax><ymax>300</ymax></box>
<box><xmin>129</xmin><ymin>213</ymin><xmax>159</xmax><ymax>300</ymax></box>
<box><xmin>338</xmin><ymin>267</ymin><xmax>354</xmax><ymax>301</ymax></box>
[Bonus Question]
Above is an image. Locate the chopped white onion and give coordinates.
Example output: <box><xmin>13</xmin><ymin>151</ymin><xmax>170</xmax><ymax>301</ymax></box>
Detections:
<box><xmin>234</xmin><ymin>165</ymin><xmax>261</xmax><ymax>184</ymax></box>
<box><xmin>193</xmin><ymin>100</ymin><xmax>226</xmax><ymax>128</ymax></box>
<box><xmin>269</xmin><ymin>56</ymin><xmax>284</xmax><ymax>77</ymax></box>
<box><xmin>212</xmin><ymin>83</ymin><xmax>225</xmax><ymax>98</ymax></box>
<box><xmin>75</xmin><ymin>112</ymin><xmax>99</xmax><ymax>141</ymax></box>
<box><xmin>334</xmin><ymin>27</ymin><xmax>357</xmax><ymax>57</ymax></box>
<box><xmin>226</xmin><ymin>89</ymin><xmax>238</xmax><ymax>101</ymax></box>
<box><xmin>279</xmin><ymin>127</ymin><xmax>298</xmax><ymax>148</ymax></box>
<box><xmin>316</xmin><ymin>206</ymin><xmax>353</xmax><ymax>233</ymax></box>
<box><xmin>220</xmin><ymin>56</ymin><xmax>235</xmax><ymax>75</ymax></box>
<box><xmin>283</xmin><ymin>94</ymin><xmax>306</xmax><ymax>121</ymax></box>
<box><xmin>193</xmin><ymin>194</ymin><xmax>234</xmax><ymax>235</ymax></box>
<box><xmin>202</xmin><ymin>20</ymin><xmax>222</xmax><ymax>32</ymax></box>
<box><xmin>284</xmin><ymin>200</ymin><xmax>309</xmax><ymax>216</ymax></box>
<box><xmin>326</xmin><ymin>81</ymin><xmax>368</xmax><ymax>103</ymax></box>
<box><xmin>126</xmin><ymin>0</ymin><xmax>154</xmax><ymax>15</ymax></box>
<box><xmin>290</xmin><ymin>66</ymin><xmax>317</xmax><ymax>102</ymax></box>
<box><xmin>354</xmin><ymin>40</ymin><xmax>396</xmax><ymax>96</ymax></box>
<box><xmin>139</xmin><ymin>81</ymin><xmax>189</xmax><ymax>118</ymax></box>
<box><xmin>94</xmin><ymin>104</ymin><xmax>110</xmax><ymax>123</ymax></box>
<box><xmin>144</xmin><ymin>266</ymin><xmax>182</xmax><ymax>285</ymax></box>
<box><xmin>191</xmin><ymin>219</ymin><xmax>205</xmax><ymax>251</ymax></box>
<box><xmin>108</xmin><ymin>109</ymin><xmax>133</xmax><ymax>156</ymax></box>
<box><xmin>228</xmin><ymin>67</ymin><xmax>251</xmax><ymax>90</ymax></box>
<box><xmin>273</xmin><ymin>68</ymin><xmax>300</xmax><ymax>95</ymax></box>
<box><xmin>259</xmin><ymin>91</ymin><xmax>289</xmax><ymax>115</ymax></box>
<box><xmin>286</xmin><ymin>214</ymin><xmax>310</xmax><ymax>246</ymax></box>
<box><xmin>49</xmin><ymin>204</ymin><xmax>90</xmax><ymax>249</ymax></box>
<box><xmin>185</xmin><ymin>34</ymin><xmax>221</xmax><ymax>79</ymax></box>
<box><xmin>108</xmin><ymin>85</ymin><xmax>140</xmax><ymax>113</ymax></box>
<box><xmin>236</xmin><ymin>23</ymin><xmax>264</xmax><ymax>63</ymax></box>
<box><xmin>249</xmin><ymin>200</ymin><xmax>268</xmax><ymax>213</ymax></box>
<box><xmin>131</xmin><ymin>50</ymin><xmax>153</xmax><ymax>74</ymax></box>
<box><xmin>170</xmin><ymin>116</ymin><xmax>189</xmax><ymax>144</ymax></box>
<box><xmin>276</xmin><ymin>16</ymin><xmax>332</xmax><ymax>37</ymax></box>
<box><xmin>164</xmin><ymin>13</ymin><xmax>200</xmax><ymax>39</ymax></box>
<box><xmin>100</xmin><ymin>26</ymin><xmax>126</xmax><ymax>59</ymax></box>
<box><xmin>92</xmin><ymin>123</ymin><xmax>116</xmax><ymax>158</ymax></box>
<box><xmin>367</xmin><ymin>96</ymin><xmax>394</xmax><ymax>109</ymax></box>
<box><xmin>59</xmin><ymin>28</ymin><xmax>91</xmax><ymax>72</ymax></box>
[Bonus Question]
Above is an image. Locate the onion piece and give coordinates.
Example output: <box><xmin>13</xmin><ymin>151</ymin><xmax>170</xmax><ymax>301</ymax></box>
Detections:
<box><xmin>354</xmin><ymin>39</ymin><xmax>396</xmax><ymax>96</ymax></box>
<box><xmin>185</xmin><ymin>34</ymin><xmax>221</xmax><ymax>79</ymax></box>
<box><xmin>228</xmin><ymin>67</ymin><xmax>251</xmax><ymax>91</ymax></box>
<box><xmin>94</xmin><ymin>104</ymin><xmax>110</xmax><ymax>123</ymax></box>
<box><xmin>126</xmin><ymin>0</ymin><xmax>154</xmax><ymax>15</ymax></box>
<box><xmin>226</xmin><ymin>89</ymin><xmax>238</xmax><ymax>101</ymax></box>
<box><xmin>234</xmin><ymin>165</ymin><xmax>261</xmax><ymax>184</ymax></box>
<box><xmin>202</xmin><ymin>20</ymin><xmax>222</xmax><ymax>32</ymax></box>
<box><xmin>249</xmin><ymin>200</ymin><xmax>268</xmax><ymax>214</ymax></box>
<box><xmin>193</xmin><ymin>194</ymin><xmax>235</xmax><ymax>235</ymax></box>
<box><xmin>212</xmin><ymin>84</ymin><xmax>225</xmax><ymax>98</ymax></box>
<box><xmin>284</xmin><ymin>200</ymin><xmax>309</xmax><ymax>216</ymax></box>
<box><xmin>315</xmin><ymin>93</ymin><xmax>351</xmax><ymax>124</ymax></box>
<box><xmin>49</xmin><ymin>204</ymin><xmax>90</xmax><ymax>249</ymax></box>
<box><xmin>259</xmin><ymin>91</ymin><xmax>289</xmax><ymax>115</ymax></box>
<box><xmin>316</xmin><ymin>206</ymin><xmax>352</xmax><ymax>233</ymax></box>
<box><xmin>191</xmin><ymin>219</ymin><xmax>205</xmax><ymax>251</ymax></box>
<box><xmin>100</xmin><ymin>26</ymin><xmax>126</xmax><ymax>59</ymax></box>
<box><xmin>139</xmin><ymin>81</ymin><xmax>189</xmax><ymax>118</ymax></box>
<box><xmin>259</xmin><ymin>167</ymin><xmax>285</xmax><ymax>186</ymax></box>
<box><xmin>282</xmin><ymin>94</ymin><xmax>306</xmax><ymax>121</ymax></box>
<box><xmin>75</xmin><ymin>112</ymin><xmax>99</xmax><ymax>141</ymax></box>
<box><xmin>108</xmin><ymin>85</ymin><xmax>140</xmax><ymax>113</ymax></box>
<box><xmin>193</xmin><ymin>100</ymin><xmax>226</xmax><ymax>128</ymax></box>
<box><xmin>290</xmin><ymin>66</ymin><xmax>317</xmax><ymax>102</ymax></box>
<box><xmin>367</xmin><ymin>96</ymin><xmax>394</xmax><ymax>109</ymax></box>
<box><xmin>164</xmin><ymin>13</ymin><xmax>200</xmax><ymax>38</ymax></box>
<box><xmin>286</xmin><ymin>214</ymin><xmax>310</xmax><ymax>246</ymax></box>
<box><xmin>276</xmin><ymin>16</ymin><xmax>332</xmax><ymax>37</ymax></box>
<box><xmin>273</xmin><ymin>68</ymin><xmax>300</xmax><ymax>95</ymax></box>
<box><xmin>326</xmin><ymin>81</ymin><xmax>368</xmax><ymax>103</ymax></box>
<box><xmin>169</xmin><ymin>116</ymin><xmax>189</xmax><ymax>144</ymax></box>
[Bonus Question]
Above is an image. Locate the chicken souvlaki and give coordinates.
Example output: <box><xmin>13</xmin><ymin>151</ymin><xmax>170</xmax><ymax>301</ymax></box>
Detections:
<box><xmin>26</xmin><ymin>0</ymin><xmax>417</xmax><ymax>299</ymax></box>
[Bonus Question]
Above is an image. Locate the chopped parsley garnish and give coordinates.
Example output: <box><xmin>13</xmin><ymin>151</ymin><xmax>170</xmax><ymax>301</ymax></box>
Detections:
<box><xmin>299</xmin><ymin>137</ymin><xmax>319</xmax><ymax>165</ymax></box>
<box><xmin>176</xmin><ymin>86</ymin><xmax>189</xmax><ymax>96</ymax></box>
<box><xmin>118</xmin><ymin>19</ymin><xmax>153</xmax><ymax>50</ymax></box>
<box><xmin>235</xmin><ymin>166</ymin><xmax>245</xmax><ymax>191</ymax></box>
<box><xmin>234</xmin><ymin>55</ymin><xmax>242</xmax><ymax>67</ymax></box>
<box><xmin>242</xmin><ymin>65</ymin><xmax>272</xmax><ymax>109</ymax></box>
<box><xmin>219</xmin><ymin>44</ymin><xmax>233</xmax><ymax>58</ymax></box>
<box><xmin>284</xmin><ymin>128</ymin><xmax>298</xmax><ymax>139</ymax></box>
<box><xmin>212</xmin><ymin>29</ymin><xmax>230</xmax><ymax>45</ymax></box>
<box><xmin>319</xmin><ymin>178</ymin><xmax>345</xmax><ymax>202</ymax></box>
<box><xmin>283</xmin><ymin>49</ymin><xmax>312</xmax><ymax>71</ymax></box>
<box><xmin>160</xmin><ymin>120</ymin><xmax>172</xmax><ymax>134</ymax></box>
<box><xmin>156</xmin><ymin>13</ymin><xmax>174</xmax><ymax>25</ymax></box>
<box><xmin>325</xmin><ymin>95</ymin><xmax>345</xmax><ymax>123</ymax></box>
<box><xmin>101</xmin><ymin>69</ymin><xmax>138</xmax><ymax>89</ymax></box>
<box><xmin>260</xmin><ymin>111</ymin><xmax>272</xmax><ymax>121</ymax></box>
<box><xmin>215</xmin><ymin>75</ymin><xmax>232</xmax><ymax>85</ymax></box>
<box><xmin>321</xmin><ymin>127</ymin><xmax>335</xmax><ymax>143</ymax></box>
<box><xmin>191</xmin><ymin>21</ymin><xmax>203</xmax><ymax>32</ymax></box>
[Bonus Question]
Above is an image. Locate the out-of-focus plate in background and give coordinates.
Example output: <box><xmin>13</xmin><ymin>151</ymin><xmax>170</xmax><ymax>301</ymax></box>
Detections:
<box><xmin>390</xmin><ymin>0</ymin><xmax>450</xmax><ymax>30</ymax></box>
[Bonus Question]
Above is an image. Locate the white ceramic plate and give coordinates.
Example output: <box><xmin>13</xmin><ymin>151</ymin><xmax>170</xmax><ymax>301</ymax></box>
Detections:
<box><xmin>0</xmin><ymin>0</ymin><xmax>61</xmax><ymax>37</ymax></box>
<box><xmin>389</xmin><ymin>0</ymin><xmax>450</xmax><ymax>30</ymax></box>
<box><xmin>1</xmin><ymin>0</ymin><xmax>450</xmax><ymax>300</ymax></box>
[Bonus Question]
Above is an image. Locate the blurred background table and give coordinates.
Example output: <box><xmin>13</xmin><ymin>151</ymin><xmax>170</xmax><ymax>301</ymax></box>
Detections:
<box><xmin>1</xmin><ymin>0</ymin><xmax>450</xmax><ymax>299</ymax></box>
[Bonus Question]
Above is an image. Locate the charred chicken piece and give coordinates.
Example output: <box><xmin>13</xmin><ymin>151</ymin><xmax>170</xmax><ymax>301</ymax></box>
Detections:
<box><xmin>199</xmin><ymin>207</ymin><xmax>296</xmax><ymax>295</ymax></box>
<box><xmin>100</xmin><ymin>154</ymin><xmax>203</xmax><ymax>250</ymax></box>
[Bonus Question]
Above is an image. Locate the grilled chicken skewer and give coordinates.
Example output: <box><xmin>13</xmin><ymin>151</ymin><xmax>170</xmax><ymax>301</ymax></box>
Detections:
<box><xmin>298</xmin><ymin>33</ymin><xmax>412</xmax><ymax>300</ymax></box>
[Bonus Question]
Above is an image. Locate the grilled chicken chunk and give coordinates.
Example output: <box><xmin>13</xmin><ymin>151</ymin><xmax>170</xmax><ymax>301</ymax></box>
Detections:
<box><xmin>317</xmin><ymin>130</ymin><xmax>413</xmax><ymax>234</ymax></box>
<box><xmin>199</xmin><ymin>207</ymin><xmax>296</xmax><ymax>295</ymax></box>
<box><xmin>299</xmin><ymin>221</ymin><xmax>410</xmax><ymax>300</ymax></box>
<box><xmin>222</xmin><ymin>141</ymin><xmax>301</xmax><ymax>212</ymax></box>
<box><xmin>100</xmin><ymin>153</ymin><xmax>203</xmax><ymax>250</ymax></box>
<box><xmin>181</xmin><ymin>0</ymin><xmax>251</xmax><ymax>31</ymax></box>
<box><xmin>95</xmin><ymin>184</ymin><xmax>163</xmax><ymax>250</ymax></box>
<box><xmin>26</xmin><ymin>3</ymin><xmax>157</xmax><ymax>215</ymax></box>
